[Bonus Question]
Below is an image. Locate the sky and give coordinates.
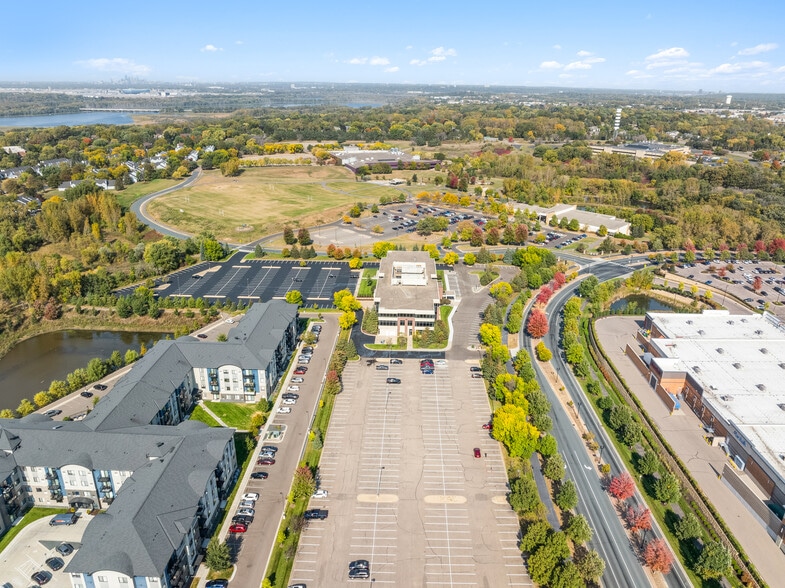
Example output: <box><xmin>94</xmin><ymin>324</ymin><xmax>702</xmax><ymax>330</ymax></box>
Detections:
<box><xmin>4</xmin><ymin>1</ymin><xmax>785</xmax><ymax>93</ymax></box>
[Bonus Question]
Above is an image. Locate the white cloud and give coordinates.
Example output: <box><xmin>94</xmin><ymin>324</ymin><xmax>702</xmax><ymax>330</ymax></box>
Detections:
<box><xmin>564</xmin><ymin>61</ymin><xmax>591</xmax><ymax>71</ymax></box>
<box><xmin>540</xmin><ymin>61</ymin><xmax>563</xmax><ymax>69</ymax></box>
<box><xmin>646</xmin><ymin>47</ymin><xmax>689</xmax><ymax>61</ymax></box>
<box><xmin>348</xmin><ymin>56</ymin><xmax>390</xmax><ymax>66</ymax></box>
<box><xmin>385</xmin><ymin>66</ymin><xmax>400</xmax><ymax>73</ymax></box>
<box><xmin>584</xmin><ymin>57</ymin><xmax>606</xmax><ymax>64</ymax></box>
<box><xmin>348</xmin><ymin>57</ymin><xmax>367</xmax><ymax>65</ymax></box>
<box><xmin>405</xmin><ymin>45</ymin><xmax>413</xmax><ymax>50</ymax></box>
<box><xmin>78</xmin><ymin>57</ymin><xmax>150</xmax><ymax>75</ymax></box>
<box><xmin>738</xmin><ymin>43</ymin><xmax>778</xmax><ymax>55</ymax></box>
<box><xmin>410</xmin><ymin>59</ymin><xmax>426</xmax><ymax>66</ymax></box>
<box><xmin>201</xmin><ymin>44</ymin><xmax>222</xmax><ymax>52</ymax></box>
<box><xmin>552</xmin><ymin>44</ymin><xmax>562</xmax><ymax>50</ymax></box>
<box><xmin>431</xmin><ymin>47</ymin><xmax>457</xmax><ymax>58</ymax></box>
<box><xmin>709</xmin><ymin>60</ymin><xmax>768</xmax><ymax>74</ymax></box>
<box><xmin>235</xmin><ymin>41</ymin><xmax>244</xmax><ymax>45</ymax></box>
<box><xmin>576</xmin><ymin>50</ymin><xmax>592</xmax><ymax>57</ymax></box>
<box><xmin>369</xmin><ymin>56</ymin><xmax>390</xmax><ymax>66</ymax></box>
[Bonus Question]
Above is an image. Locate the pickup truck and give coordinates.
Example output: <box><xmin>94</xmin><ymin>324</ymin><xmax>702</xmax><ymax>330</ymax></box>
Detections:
<box><xmin>304</xmin><ymin>508</ymin><xmax>328</xmax><ymax>520</ymax></box>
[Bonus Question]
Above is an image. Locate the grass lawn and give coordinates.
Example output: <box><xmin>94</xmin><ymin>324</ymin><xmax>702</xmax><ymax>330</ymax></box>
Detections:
<box><xmin>0</xmin><ymin>507</ymin><xmax>69</xmax><ymax>554</ymax></box>
<box><xmin>203</xmin><ymin>401</ymin><xmax>259</xmax><ymax>430</ymax></box>
<box><xmin>189</xmin><ymin>405</ymin><xmax>221</xmax><ymax>427</ymax></box>
<box><xmin>114</xmin><ymin>179</ymin><xmax>184</xmax><ymax>208</ymax></box>
<box><xmin>146</xmin><ymin>167</ymin><xmax>408</xmax><ymax>242</ymax></box>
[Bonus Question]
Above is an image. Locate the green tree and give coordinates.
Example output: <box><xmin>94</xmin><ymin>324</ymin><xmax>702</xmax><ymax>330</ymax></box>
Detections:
<box><xmin>333</xmin><ymin>289</ymin><xmax>361</xmax><ymax>312</ymax></box>
<box><xmin>538</xmin><ymin>433</ymin><xmax>558</xmax><ymax>457</ymax></box>
<box><xmin>86</xmin><ymin>358</ymin><xmax>108</xmax><ymax>381</ymax></box>
<box><xmin>564</xmin><ymin>513</ymin><xmax>592</xmax><ymax>545</ymax></box>
<box><xmin>694</xmin><ymin>540</ymin><xmax>732</xmax><ymax>580</ymax></box>
<box><xmin>205</xmin><ymin>537</ymin><xmax>231</xmax><ymax>571</ymax></box>
<box><xmin>555</xmin><ymin>480</ymin><xmax>579</xmax><ymax>511</ymax></box>
<box><xmin>297</xmin><ymin>228</ymin><xmax>312</xmax><ymax>245</ymax></box>
<box><xmin>653</xmin><ymin>472</ymin><xmax>681</xmax><ymax>504</ymax></box>
<box><xmin>124</xmin><ymin>349</ymin><xmax>139</xmax><ymax>365</ymax></box>
<box><xmin>550</xmin><ymin>561</ymin><xmax>585</xmax><ymax>588</ymax></box>
<box><xmin>203</xmin><ymin>238</ymin><xmax>224</xmax><ymax>261</ymax></box>
<box><xmin>463</xmin><ymin>252</ymin><xmax>476</xmax><ymax>265</ymax></box>
<box><xmin>535</xmin><ymin>341</ymin><xmax>552</xmax><ymax>361</ymax></box>
<box><xmin>34</xmin><ymin>391</ymin><xmax>53</xmax><ymax>407</ymax></box>
<box><xmin>636</xmin><ymin>451</ymin><xmax>660</xmax><ymax>476</ymax></box>
<box><xmin>543</xmin><ymin>453</ymin><xmax>566</xmax><ymax>481</ymax></box>
<box><xmin>528</xmin><ymin>531</ymin><xmax>570</xmax><ymax>585</ymax></box>
<box><xmin>143</xmin><ymin>239</ymin><xmax>181</xmax><ymax>273</ymax></box>
<box><xmin>509</xmin><ymin>475</ymin><xmax>541</xmax><ymax>515</ymax></box>
<box><xmin>575</xmin><ymin>549</ymin><xmax>605</xmax><ymax>583</ymax></box>
<box><xmin>283</xmin><ymin>226</ymin><xmax>297</xmax><ymax>245</ymax></box>
<box><xmin>673</xmin><ymin>512</ymin><xmax>703</xmax><ymax>541</ymax></box>
<box><xmin>285</xmin><ymin>290</ymin><xmax>303</xmax><ymax>306</ymax></box>
<box><xmin>17</xmin><ymin>398</ymin><xmax>35</xmax><ymax>416</ymax></box>
<box><xmin>521</xmin><ymin>520</ymin><xmax>551</xmax><ymax>553</ymax></box>
<box><xmin>291</xmin><ymin>465</ymin><xmax>317</xmax><ymax>499</ymax></box>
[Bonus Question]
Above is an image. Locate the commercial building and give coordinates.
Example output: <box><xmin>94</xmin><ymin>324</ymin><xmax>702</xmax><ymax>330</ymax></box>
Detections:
<box><xmin>374</xmin><ymin>251</ymin><xmax>441</xmax><ymax>338</ymax></box>
<box><xmin>589</xmin><ymin>141</ymin><xmax>690</xmax><ymax>160</ymax></box>
<box><xmin>631</xmin><ymin>310</ymin><xmax>785</xmax><ymax>539</ymax></box>
<box><xmin>0</xmin><ymin>301</ymin><xmax>299</xmax><ymax>588</ymax></box>
<box><xmin>513</xmin><ymin>203</ymin><xmax>631</xmax><ymax>235</ymax></box>
<box><xmin>331</xmin><ymin>146</ymin><xmax>438</xmax><ymax>173</ymax></box>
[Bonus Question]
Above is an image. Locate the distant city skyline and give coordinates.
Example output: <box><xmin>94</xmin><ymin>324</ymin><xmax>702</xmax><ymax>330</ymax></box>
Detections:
<box><xmin>4</xmin><ymin>1</ymin><xmax>785</xmax><ymax>93</ymax></box>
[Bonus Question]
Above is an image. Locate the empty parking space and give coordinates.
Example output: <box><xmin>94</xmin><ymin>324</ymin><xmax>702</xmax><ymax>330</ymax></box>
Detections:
<box><xmin>290</xmin><ymin>358</ymin><xmax>530</xmax><ymax>587</ymax></box>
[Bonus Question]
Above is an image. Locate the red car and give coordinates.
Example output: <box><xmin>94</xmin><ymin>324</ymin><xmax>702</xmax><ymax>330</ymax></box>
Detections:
<box><xmin>293</xmin><ymin>367</ymin><xmax>308</xmax><ymax>375</ymax></box>
<box><xmin>257</xmin><ymin>457</ymin><xmax>275</xmax><ymax>465</ymax></box>
<box><xmin>482</xmin><ymin>422</ymin><xmax>492</xmax><ymax>430</ymax></box>
<box><xmin>229</xmin><ymin>523</ymin><xmax>247</xmax><ymax>533</ymax></box>
<box><xmin>473</xmin><ymin>447</ymin><xmax>482</xmax><ymax>458</ymax></box>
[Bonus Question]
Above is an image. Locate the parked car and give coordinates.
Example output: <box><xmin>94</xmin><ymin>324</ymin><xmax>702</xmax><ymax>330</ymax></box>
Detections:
<box><xmin>206</xmin><ymin>581</ymin><xmax>229</xmax><ymax>588</ymax></box>
<box><xmin>80</xmin><ymin>390</ymin><xmax>93</xmax><ymax>398</ymax></box>
<box><xmin>93</xmin><ymin>384</ymin><xmax>108</xmax><ymax>391</ymax></box>
<box><xmin>283</xmin><ymin>398</ymin><xmax>297</xmax><ymax>405</ymax></box>
<box><xmin>196</xmin><ymin>333</ymin><xmax>208</xmax><ymax>339</ymax></box>
<box><xmin>43</xmin><ymin>409</ymin><xmax>61</xmax><ymax>418</ymax></box>
<box><xmin>250</xmin><ymin>472</ymin><xmax>269</xmax><ymax>480</ymax></box>
<box><xmin>482</xmin><ymin>422</ymin><xmax>493</xmax><ymax>430</ymax></box>
<box><xmin>469</xmin><ymin>366</ymin><xmax>482</xmax><ymax>372</ymax></box>
<box><xmin>375</xmin><ymin>364</ymin><xmax>389</xmax><ymax>370</ymax></box>
<box><xmin>291</xmin><ymin>377</ymin><xmax>304</xmax><ymax>383</ymax></box>
<box><xmin>348</xmin><ymin>567</ymin><xmax>370</xmax><ymax>579</ymax></box>
<box><xmin>473</xmin><ymin>447</ymin><xmax>482</xmax><ymax>458</ymax></box>
<box><xmin>242</xmin><ymin>492</ymin><xmax>259</xmax><ymax>501</ymax></box>
<box><xmin>349</xmin><ymin>559</ymin><xmax>369</xmax><ymax>571</ymax></box>
<box><xmin>294</xmin><ymin>367</ymin><xmax>308</xmax><ymax>375</ymax></box>
<box><xmin>304</xmin><ymin>509</ymin><xmax>328</xmax><ymax>520</ymax></box>
<box><xmin>436</xmin><ymin>359</ymin><xmax>447</xmax><ymax>366</ymax></box>
<box><xmin>232</xmin><ymin>515</ymin><xmax>252</xmax><ymax>526</ymax></box>
<box><xmin>287</xmin><ymin>385</ymin><xmax>300</xmax><ymax>392</ymax></box>
<box><xmin>421</xmin><ymin>369</ymin><xmax>434</xmax><ymax>375</ymax></box>
<box><xmin>45</xmin><ymin>557</ymin><xmax>64</xmax><ymax>571</ymax></box>
<box><xmin>239</xmin><ymin>499</ymin><xmax>255</xmax><ymax>509</ymax></box>
<box><xmin>257</xmin><ymin>457</ymin><xmax>276</xmax><ymax>465</ymax></box>
<box><xmin>312</xmin><ymin>489</ymin><xmax>328</xmax><ymax>499</ymax></box>
<box><xmin>282</xmin><ymin>393</ymin><xmax>299</xmax><ymax>400</ymax></box>
<box><xmin>278</xmin><ymin>407</ymin><xmax>292</xmax><ymax>414</ymax></box>
<box><xmin>261</xmin><ymin>445</ymin><xmax>278</xmax><ymax>453</ymax></box>
<box><xmin>259</xmin><ymin>451</ymin><xmax>276</xmax><ymax>459</ymax></box>
<box><xmin>31</xmin><ymin>571</ymin><xmax>52</xmax><ymax>586</ymax></box>
<box><xmin>390</xmin><ymin>358</ymin><xmax>403</xmax><ymax>364</ymax></box>
<box><xmin>236</xmin><ymin>508</ymin><xmax>255</xmax><ymax>517</ymax></box>
<box><xmin>229</xmin><ymin>523</ymin><xmax>247</xmax><ymax>533</ymax></box>
<box><xmin>471</xmin><ymin>373</ymin><xmax>483</xmax><ymax>379</ymax></box>
<box><xmin>386</xmin><ymin>378</ymin><xmax>401</xmax><ymax>384</ymax></box>
<box><xmin>55</xmin><ymin>542</ymin><xmax>74</xmax><ymax>556</ymax></box>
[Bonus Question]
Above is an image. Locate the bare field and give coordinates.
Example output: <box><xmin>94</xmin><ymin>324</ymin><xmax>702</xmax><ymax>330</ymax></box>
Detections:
<box><xmin>145</xmin><ymin>166</ymin><xmax>407</xmax><ymax>242</ymax></box>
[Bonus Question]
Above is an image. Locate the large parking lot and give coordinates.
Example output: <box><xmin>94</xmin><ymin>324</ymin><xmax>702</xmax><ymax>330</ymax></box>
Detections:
<box><xmin>117</xmin><ymin>259</ymin><xmax>370</xmax><ymax>307</ymax></box>
<box><xmin>288</xmin><ymin>359</ymin><xmax>530</xmax><ymax>587</ymax></box>
<box><xmin>667</xmin><ymin>258</ymin><xmax>785</xmax><ymax>317</ymax></box>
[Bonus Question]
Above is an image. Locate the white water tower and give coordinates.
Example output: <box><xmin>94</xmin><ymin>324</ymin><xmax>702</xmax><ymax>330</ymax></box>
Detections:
<box><xmin>726</xmin><ymin>95</ymin><xmax>733</xmax><ymax>105</ymax></box>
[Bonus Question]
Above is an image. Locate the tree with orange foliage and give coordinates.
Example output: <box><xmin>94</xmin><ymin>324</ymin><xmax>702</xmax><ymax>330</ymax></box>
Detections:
<box><xmin>608</xmin><ymin>472</ymin><xmax>635</xmax><ymax>501</ymax></box>
<box><xmin>526</xmin><ymin>309</ymin><xmax>549</xmax><ymax>338</ymax></box>
<box><xmin>643</xmin><ymin>538</ymin><xmax>674</xmax><ymax>574</ymax></box>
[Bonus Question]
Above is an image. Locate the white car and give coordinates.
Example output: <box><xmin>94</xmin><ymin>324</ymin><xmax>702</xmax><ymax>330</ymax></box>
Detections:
<box><xmin>291</xmin><ymin>377</ymin><xmax>304</xmax><ymax>383</ymax></box>
<box><xmin>239</xmin><ymin>499</ymin><xmax>255</xmax><ymax>509</ymax></box>
<box><xmin>312</xmin><ymin>489</ymin><xmax>328</xmax><ymax>499</ymax></box>
<box><xmin>242</xmin><ymin>493</ymin><xmax>259</xmax><ymax>501</ymax></box>
<box><xmin>287</xmin><ymin>385</ymin><xmax>300</xmax><ymax>392</ymax></box>
<box><xmin>283</xmin><ymin>398</ymin><xmax>296</xmax><ymax>405</ymax></box>
<box><xmin>436</xmin><ymin>359</ymin><xmax>447</xmax><ymax>366</ymax></box>
<box><xmin>225</xmin><ymin>318</ymin><xmax>235</xmax><ymax>324</ymax></box>
<box><xmin>236</xmin><ymin>508</ymin><xmax>255</xmax><ymax>517</ymax></box>
<box><xmin>278</xmin><ymin>406</ymin><xmax>292</xmax><ymax>414</ymax></box>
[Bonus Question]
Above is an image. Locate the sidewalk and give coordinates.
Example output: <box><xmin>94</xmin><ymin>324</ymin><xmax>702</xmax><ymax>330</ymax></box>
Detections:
<box><xmin>595</xmin><ymin>316</ymin><xmax>785</xmax><ymax>588</ymax></box>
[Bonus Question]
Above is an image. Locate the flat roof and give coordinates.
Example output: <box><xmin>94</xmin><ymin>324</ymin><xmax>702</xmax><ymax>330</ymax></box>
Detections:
<box><xmin>375</xmin><ymin>251</ymin><xmax>439</xmax><ymax>313</ymax></box>
<box><xmin>648</xmin><ymin>311</ymin><xmax>785</xmax><ymax>486</ymax></box>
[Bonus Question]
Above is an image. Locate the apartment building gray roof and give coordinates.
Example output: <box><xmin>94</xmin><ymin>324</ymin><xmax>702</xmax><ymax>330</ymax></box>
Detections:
<box><xmin>65</xmin><ymin>421</ymin><xmax>233</xmax><ymax>578</ymax></box>
<box><xmin>83</xmin><ymin>340</ymin><xmax>193</xmax><ymax>432</ymax></box>
<box><xmin>228</xmin><ymin>300</ymin><xmax>298</xmax><ymax>362</ymax></box>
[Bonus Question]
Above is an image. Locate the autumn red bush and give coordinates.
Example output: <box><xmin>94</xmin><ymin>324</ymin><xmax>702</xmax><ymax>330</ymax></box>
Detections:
<box><xmin>526</xmin><ymin>309</ymin><xmax>549</xmax><ymax>338</ymax></box>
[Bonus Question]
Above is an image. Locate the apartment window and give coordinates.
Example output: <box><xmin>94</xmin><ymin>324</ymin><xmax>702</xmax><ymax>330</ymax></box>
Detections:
<box><xmin>97</xmin><ymin>576</ymin><xmax>107</xmax><ymax>582</ymax></box>
<box><xmin>118</xmin><ymin>579</ymin><xmax>128</xmax><ymax>584</ymax></box>
<box><xmin>66</xmin><ymin>470</ymin><xmax>74</xmax><ymax>476</ymax></box>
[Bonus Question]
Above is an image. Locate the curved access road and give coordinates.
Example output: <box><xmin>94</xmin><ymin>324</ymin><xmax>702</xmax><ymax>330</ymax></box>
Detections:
<box><xmin>130</xmin><ymin>167</ymin><xmax>205</xmax><ymax>241</ymax></box>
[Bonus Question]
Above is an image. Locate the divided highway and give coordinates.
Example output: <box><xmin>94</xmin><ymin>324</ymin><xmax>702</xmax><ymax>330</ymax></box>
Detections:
<box><xmin>524</xmin><ymin>257</ymin><xmax>691</xmax><ymax>588</ymax></box>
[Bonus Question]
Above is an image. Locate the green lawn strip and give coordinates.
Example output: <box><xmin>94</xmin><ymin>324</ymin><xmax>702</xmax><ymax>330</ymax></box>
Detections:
<box><xmin>0</xmin><ymin>507</ymin><xmax>69</xmax><ymax>553</ymax></box>
<box><xmin>190</xmin><ymin>405</ymin><xmax>221</xmax><ymax>427</ymax></box>
<box><xmin>203</xmin><ymin>401</ymin><xmax>258</xmax><ymax>429</ymax></box>
<box><xmin>412</xmin><ymin>305</ymin><xmax>453</xmax><ymax>349</ymax></box>
<box><xmin>115</xmin><ymin>179</ymin><xmax>184</xmax><ymax>208</ymax></box>
<box><xmin>580</xmin><ymin>318</ymin><xmax>748</xmax><ymax>587</ymax></box>
<box><xmin>366</xmin><ymin>342</ymin><xmax>407</xmax><ymax>350</ymax></box>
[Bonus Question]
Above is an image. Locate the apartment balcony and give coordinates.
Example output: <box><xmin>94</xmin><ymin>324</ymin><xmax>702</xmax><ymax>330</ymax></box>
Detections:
<box><xmin>45</xmin><ymin>472</ymin><xmax>58</xmax><ymax>480</ymax></box>
<box><xmin>98</xmin><ymin>476</ymin><xmax>110</xmax><ymax>482</ymax></box>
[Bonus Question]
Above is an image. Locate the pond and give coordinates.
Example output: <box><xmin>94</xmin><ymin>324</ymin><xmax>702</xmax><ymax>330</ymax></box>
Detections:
<box><xmin>609</xmin><ymin>294</ymin><xmax>680</xmax><ymax>314</ymax></box>
<box><xmin>0</xmin><ymin>330</ymin><xmax>169</xmax><ymax>411</ymax></box>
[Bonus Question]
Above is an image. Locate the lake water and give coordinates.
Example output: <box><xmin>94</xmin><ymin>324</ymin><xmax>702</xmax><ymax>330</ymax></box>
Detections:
<box><xmin>0</xmin><ymin>330</ymin><xmax>169</xmax><ymax>410</ymax></box>
<box><xmin>609</xmin><ymin>294</ymin><xmax>679</xmax><ymax>314</ymax></box>
<box><xmin>0</xmin><ymin>112</ymin><xmax>135</xmax><ymax>128</ymax></box>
